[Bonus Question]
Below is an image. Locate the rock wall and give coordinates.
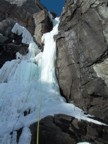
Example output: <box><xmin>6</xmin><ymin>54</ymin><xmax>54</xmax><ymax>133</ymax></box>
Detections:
<box><xmin>33</xmin><ymin>10</ymin><xmax>53</xmax><ymax>46</ymax></box>
<box><xmin>56</xmin><ymin>0</ymin><xmax>108</xmax><ymax>122</ymax></box>
<box><xmin>0</xmin><ymin>0</ymin><xmax>52</xmax><ymax>67</ymax></box>
<box><xmin>0</xmin><ymin>0</ymin><xmax>45</xmax><ymax>34</ymax></box>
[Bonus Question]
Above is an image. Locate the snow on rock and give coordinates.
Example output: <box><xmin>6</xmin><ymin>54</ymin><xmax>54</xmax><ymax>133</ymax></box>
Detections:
<box><xmin>93</xmin><ymin>58</ymin><xmax>108</xmax><ymax>86</ymax></box>
<box><xmin>0</xmin><ymin>18</ymin><xmax>106</xmax><ymax>143</ymax></box>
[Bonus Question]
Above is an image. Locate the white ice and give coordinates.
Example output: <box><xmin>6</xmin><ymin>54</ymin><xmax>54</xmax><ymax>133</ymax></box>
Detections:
<box><xmin>77</xmin><ymin>142</ymin><xmax>91</xmax><ymax>144</ymax></box>
<box><xmin>18</xmin><ymin>127</ymin><xmax>31</xmax><ymax>144</ymax></box>
<box><xmin>0</xmin><ymin>18</ymin><xmax>106</xmax><ymax>144</ymax></box>
<box><xmin>12</xmin><ymin>23</ymin><xmax>33</xmax><ymax>44</ymax></box>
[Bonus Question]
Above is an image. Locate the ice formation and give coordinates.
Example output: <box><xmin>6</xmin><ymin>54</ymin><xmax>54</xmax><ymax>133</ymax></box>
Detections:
<box><xmin>0</xmin><ymin>18</ymin><xmax>106</xmax><ymax>143</ymax></box>
<box><xmin>77</xmin><ymin>142</ymin><xmax>91</xmax><ymax>144</ymax></box>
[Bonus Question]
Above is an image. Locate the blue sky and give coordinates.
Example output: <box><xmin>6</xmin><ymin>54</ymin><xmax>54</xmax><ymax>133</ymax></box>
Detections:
<box><xmin>40</xmin><ymin>0</ymin><xmax>65</xmax><ymax>16</ymax></box>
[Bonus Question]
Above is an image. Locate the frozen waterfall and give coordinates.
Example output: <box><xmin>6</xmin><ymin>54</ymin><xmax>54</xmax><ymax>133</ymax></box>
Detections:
<box><xmin>0</xmin><ymin>18</ymin><xmax>105</xmax><ymax>144</ymax></box>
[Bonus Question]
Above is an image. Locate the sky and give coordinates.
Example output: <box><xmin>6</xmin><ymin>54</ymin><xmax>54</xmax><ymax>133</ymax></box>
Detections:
<box><xmin>40</xmin><ymin>0</ymin><xmax>65</xmax><ymax>16</ymax></box>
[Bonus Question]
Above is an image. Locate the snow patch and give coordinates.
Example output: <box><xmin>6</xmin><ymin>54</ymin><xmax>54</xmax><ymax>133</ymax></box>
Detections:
<box><xmin>93</xmin><ymin>58</ymin><xmax>108</xmax><ymax>86</ymax></box>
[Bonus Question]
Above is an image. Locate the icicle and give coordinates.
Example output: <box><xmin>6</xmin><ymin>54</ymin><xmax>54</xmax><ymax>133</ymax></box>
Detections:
<box><xmin>18</xmin><ymin>127</ymin><xmax>31</xmax><ymax>144</ymax></box>
<box><xmin>11</xmin><ymin>131</ymin><xmax>17</xmax><ymax>144</ymax></box>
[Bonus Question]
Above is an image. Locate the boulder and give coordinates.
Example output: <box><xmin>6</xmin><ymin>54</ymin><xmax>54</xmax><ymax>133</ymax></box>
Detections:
<box><xmin>16</xmin><ymin>115</ymin><xmax>108</xmax><ymax>144</ymax></box>
<box><xmin>0</xmin><ymin>18</ymin><xmax>15</xmax><ymax>36</ymax></box>
<box><xmin>0</xmin><ymin>43</ymin><xmax>28</xmax><ymax>68</ymax></box>
<box><xmin>0</xmin><ymin>34</ymin><xmax>8</xmax><ymax>43</ymax></box>
<box><xmin>33</xmin><ymin>10</ymin><xmax>53</xmax><ymax>45</ymax></box>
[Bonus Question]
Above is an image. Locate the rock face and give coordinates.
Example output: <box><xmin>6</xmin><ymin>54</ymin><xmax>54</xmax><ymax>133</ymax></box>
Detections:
<box><xmin>0</xmin><ymin>0</ymin><xmax>44</xmax><ymax>34</ymax></box>
<box><xmin>33</xmin><ymin>10</ymin><xmax>53</xmax><ymax>46</ymax></box>
<box><xmin>1</xmin><ymin>0</ymin><xmax>47</xmax><ymax>31</ymax></box>
<box><xmin>0</xmin><ymin>42</ymin><xmax>28</xmax><ymax>68</ymax></box>
<box><xmin>56</xmin><ymin>0</ymin><xmax>108</xmax><ymax>122</ymax></box>
<box><xmin>0</xmin><ymin>0</ymin><xmax>52</xmax><ymax>67</ymax></box>
<box><xmin>16</xmin><ymin>114</ymin><xmax>108</xmax><ymax>144</ymax></box>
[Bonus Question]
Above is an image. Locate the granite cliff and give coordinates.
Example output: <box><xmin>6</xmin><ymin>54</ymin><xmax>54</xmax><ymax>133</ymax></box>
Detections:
<box><xmin>56</xmin><ymin>0</ymin><xmax>108</xmax><ymax>123</ymax></box>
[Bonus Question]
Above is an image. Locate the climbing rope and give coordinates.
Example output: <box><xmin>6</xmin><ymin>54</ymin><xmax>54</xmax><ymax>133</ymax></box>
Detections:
<box><xmin>36</xmin><ymin>52</ymin><xmax>43</xmax><ymax>144</ymax></box>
